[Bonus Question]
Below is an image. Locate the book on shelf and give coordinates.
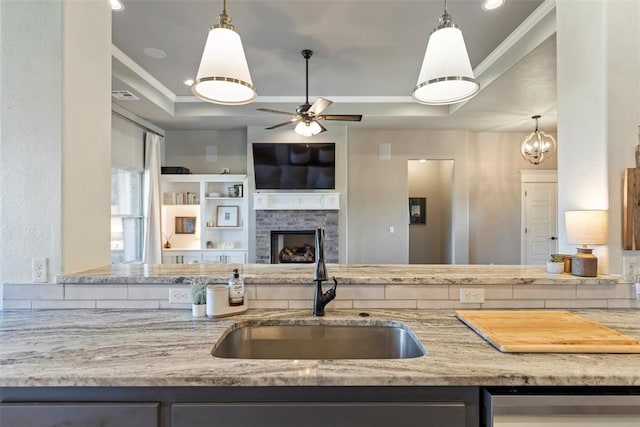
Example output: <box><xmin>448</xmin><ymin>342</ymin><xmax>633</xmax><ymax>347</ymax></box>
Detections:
<box><xmin>166</xmin><ymin>192</ymin><xmax>199</xmax><ymax>205</ymax></box>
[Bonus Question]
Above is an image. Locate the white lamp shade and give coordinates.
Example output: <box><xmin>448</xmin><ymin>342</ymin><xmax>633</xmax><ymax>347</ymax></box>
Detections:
<box><xmin>565</xmin><ymin>210</ymin><xmax>607</xmax><ymax>245</ymax></box>
<box><xmin>295</xmin><ymin>120</ymin><xmax>322</xmax><ymax>137</ymax></box>
<box><xmin>412</xmin><ymin>26</ymin><xmax>479</xmax><ymax>105</ymax></box>
<box><xmin>192</xmin><ymin>26</ymin><xmax>257</xmax><ymax>105</ymax></box>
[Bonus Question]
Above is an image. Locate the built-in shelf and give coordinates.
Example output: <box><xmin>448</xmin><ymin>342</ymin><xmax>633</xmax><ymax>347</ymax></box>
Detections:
<box><xmin>161</xmin><ymin>174</ymin><xmax>248</xmax><ymax>264</ymax></box>
<box><xmin>205</xmin><ymin>226</ymin><xmax>243</xmax><ymax>230</ymax></box>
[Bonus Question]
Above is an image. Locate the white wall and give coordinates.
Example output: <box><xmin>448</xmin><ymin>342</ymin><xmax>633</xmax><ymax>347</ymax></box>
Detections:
<box><xmin>0</xmin><ymin>0</ymin><xmax>111</xmax><ymax>285</ymax></box>
<box><xmin>468</xmin><ymin>132</ymin><xmax>557</xmax><ymax>264</ymax></box>
<box><xmin>62</xmin><ymin>0</ymin><xmax>111</xmax><ymax>274</ymax></box>
<box><xmin>246</xmin><ymin>126</ymin><xmax>348</xmax><ymax>263</ymax></box>
<box><xmin>347</xmin><ymin>130</ymin><xmax>470</xmax><ymax>264</ymax></box>
<box><xmin>1</xmin><ymin>0</ymin><xmax>63</xmax><ymax>283</ymax></box>
<box><xmin>347</xmin><ymin>130</ymin><xmax>556</xmax><ymax>265</ymax></box>
<box><xmin>557</xmin><ymin>0</ymin><xmax>640</xmax><ymax>274</ymax></box>
<box><xmin>164</xmin><ymin>129</ymin><xmax>247</xmax><ymax>174</ymax></box>
<box><xmin>607</xmin><ymin>0</ymin><xmax>640</xmax><ymax>271</ymax></box>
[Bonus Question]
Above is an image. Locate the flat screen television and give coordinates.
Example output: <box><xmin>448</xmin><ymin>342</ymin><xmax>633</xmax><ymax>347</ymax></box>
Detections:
<box><xmin>252</xmin><ymin>143</ymin><xmax>335</xmax><ymax>190</ymax></box>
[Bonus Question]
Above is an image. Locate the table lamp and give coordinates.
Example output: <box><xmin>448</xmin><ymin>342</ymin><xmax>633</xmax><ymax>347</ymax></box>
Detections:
<box><xmin>565</xmin><ymin>210</ymin><xmax>607</xmax><ymax>277</ymax></box>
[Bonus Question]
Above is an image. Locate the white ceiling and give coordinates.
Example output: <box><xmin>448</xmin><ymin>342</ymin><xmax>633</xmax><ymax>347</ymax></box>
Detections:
<box><xmin>111</xmin><ymin>0</ymin><xmax>557</xmax><ymax>133</ymax></box>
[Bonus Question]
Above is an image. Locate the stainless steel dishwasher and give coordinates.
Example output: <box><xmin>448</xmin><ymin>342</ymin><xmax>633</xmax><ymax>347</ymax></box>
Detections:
<box><xmin>484</xmin><ymin>389</ymin><xmax>640</xmax><ymax>427</ymax></box>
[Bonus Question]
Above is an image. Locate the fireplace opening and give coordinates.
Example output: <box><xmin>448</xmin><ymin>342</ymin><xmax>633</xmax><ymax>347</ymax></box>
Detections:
<box><xmin>270</xmin><ymin>230</ymin><xmax>316</xmax><ymax>264</ymax></box>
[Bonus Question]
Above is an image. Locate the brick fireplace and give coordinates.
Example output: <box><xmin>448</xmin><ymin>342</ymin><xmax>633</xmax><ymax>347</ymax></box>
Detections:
<box><xmin>255</xmin><ymin>210</ymin><xmax>339</xmax><ymax>264</ymax></box>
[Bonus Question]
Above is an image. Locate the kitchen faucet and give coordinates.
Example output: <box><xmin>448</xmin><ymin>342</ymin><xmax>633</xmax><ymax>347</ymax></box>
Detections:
<box><xmin>313</xmin><ymin>228</ymin><xmax>337</xmax><ymax>316</ymax></box>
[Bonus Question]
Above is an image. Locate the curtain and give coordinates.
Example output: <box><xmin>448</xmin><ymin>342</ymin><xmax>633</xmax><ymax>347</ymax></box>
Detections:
<box><xmin>143</xmin><ymin>132</ymin><xmax>163</xmax><ymax>264</ymax></box>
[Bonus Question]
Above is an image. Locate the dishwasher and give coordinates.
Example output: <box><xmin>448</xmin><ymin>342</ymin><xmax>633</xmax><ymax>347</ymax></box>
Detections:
<box><xmin>483</xmin><ymin>388</ymin><xmax>640</xmax><ymax>427</ymax></box>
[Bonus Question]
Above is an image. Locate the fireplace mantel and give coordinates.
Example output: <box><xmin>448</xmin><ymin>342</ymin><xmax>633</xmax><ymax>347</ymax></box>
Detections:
<box><xmin>253</xmin><ymin>192</ymin><xmax>340</xmax><ymax>210</ymax></box>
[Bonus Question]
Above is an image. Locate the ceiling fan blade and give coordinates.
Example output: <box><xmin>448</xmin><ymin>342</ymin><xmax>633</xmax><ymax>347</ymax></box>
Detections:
<box><xmin>318</xmin><ymin>114</ymin><xmax>363</xmax><ymax>122</ymax></box>
<box><xmin>265</xmin><ymin>118</ymin><xmax>299</xmax><ymax>130</ymax></box>
<box><xmin>257</xmin><ymin>108</ymin><xmax>296</xmax><ymax>116</ymax></box>
<box><xmin>317</xmin><ymin>121</ymin><xmax>327</xmax><ymax>134</ymax></box>
<box><xmin>308</xmin><ymin>98</ymin><xmax>332</xmax><ymax>115</ymax></box>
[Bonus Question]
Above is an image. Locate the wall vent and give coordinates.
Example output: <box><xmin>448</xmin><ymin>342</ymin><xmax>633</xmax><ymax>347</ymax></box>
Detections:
<box><xmin>111</xmin><ymin>90</ymin><xmax>139</xmax><ymax>101</ymax></box>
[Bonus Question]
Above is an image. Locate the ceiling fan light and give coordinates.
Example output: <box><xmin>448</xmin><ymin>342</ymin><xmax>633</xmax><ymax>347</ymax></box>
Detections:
<box><xmin>295</xmin><ymin>120</ymin><xmax>322</xmax><ymax>137</ymax></box>
<box><xmin>412</xmin><ymin>21</ymin><xmax>479</xmax><ymax>105</ymax></box>
<box><xmin>192</xmin><ymin>8</ymin><xmax>256</xmax><ymax>105</ymax></box>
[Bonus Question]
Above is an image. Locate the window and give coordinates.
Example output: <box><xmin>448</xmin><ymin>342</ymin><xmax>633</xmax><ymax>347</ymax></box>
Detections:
<box><xmin>111</xmin><ymin>168</ymin><xmax>143</xmax><ymax>263</ymax></box>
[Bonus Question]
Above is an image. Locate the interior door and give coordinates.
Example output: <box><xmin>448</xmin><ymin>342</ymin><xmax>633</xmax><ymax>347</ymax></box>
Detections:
<box><xmin>522</xmin><ymin>182</ymin><xmax>557</xmax><ymax>265</ymax></box>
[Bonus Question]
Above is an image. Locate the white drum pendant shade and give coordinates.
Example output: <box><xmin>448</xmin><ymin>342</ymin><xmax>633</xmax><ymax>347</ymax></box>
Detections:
<box><xmin>192</xmin><ymin>26</ymin><xmax>257</xmax><ymax>105</ymax></box>
<box><xmin>412</xmin><ymin>25</ymin><xmax>479</xmax><ymax>105</ymax></box>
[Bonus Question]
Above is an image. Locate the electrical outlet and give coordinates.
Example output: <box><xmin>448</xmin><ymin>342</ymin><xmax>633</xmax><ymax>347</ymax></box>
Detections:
<box><xmin>169</xmin><ymin>288</ymin><xmax>191</xmax><ymax>304</ymax></box>
<box><xmin>460</xmin><ymin>288</ymin><xmax>485</xmax><ymax>304</ymax></box>
<box><xmin>32</xmin><ymin>258</ymin><xmax>48</xmax><ymax>283</ymax></box>
<box><xmin>622</xmin><ymin>256</ymin><xmax>639</xmax><ymax>280</ymax></box>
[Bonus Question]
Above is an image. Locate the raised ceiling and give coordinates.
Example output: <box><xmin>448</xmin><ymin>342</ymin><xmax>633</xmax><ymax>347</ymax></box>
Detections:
<box><xmin>111</xmin><ymin>0</ymin><xmax>557</xmax><ymax>132</ymax></box>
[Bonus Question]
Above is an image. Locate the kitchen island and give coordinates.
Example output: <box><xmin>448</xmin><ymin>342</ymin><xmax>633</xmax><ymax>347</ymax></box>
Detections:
<box><xmin>1</xmin><ymin>308</ymin><xmax>638</xmax><ymax>387</ymax></box>
<box><xmin>1</xmin><ymin>308</ymin><xmax>639</xmax><ymax>427</ymax></box>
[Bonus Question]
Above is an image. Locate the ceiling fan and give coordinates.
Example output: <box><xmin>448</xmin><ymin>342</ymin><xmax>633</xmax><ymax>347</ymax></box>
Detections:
<box><xmin>258</xmin><ymin>49</ymin><xmax>363</xmax><ymax>136</ymax></box>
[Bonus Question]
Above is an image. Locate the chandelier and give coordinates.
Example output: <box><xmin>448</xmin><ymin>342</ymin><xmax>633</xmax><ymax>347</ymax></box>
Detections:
<box><xmin>520</xmin><ymin>115</ymin><xmax>556</xmax><ymax>165</ymax></box>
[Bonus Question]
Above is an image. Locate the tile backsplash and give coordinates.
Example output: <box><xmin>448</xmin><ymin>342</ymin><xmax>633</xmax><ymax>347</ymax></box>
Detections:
<box><xmin>3</xmin><ymin>281</ymin><xmax>639</xmax><ymax>310</ymax></box>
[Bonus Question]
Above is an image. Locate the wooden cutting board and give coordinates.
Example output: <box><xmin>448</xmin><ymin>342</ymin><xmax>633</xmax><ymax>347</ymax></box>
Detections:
<box><xmin>455</xmin><ymin>310</ymin><xmax>640</xmax><ymax>353</ymax></box>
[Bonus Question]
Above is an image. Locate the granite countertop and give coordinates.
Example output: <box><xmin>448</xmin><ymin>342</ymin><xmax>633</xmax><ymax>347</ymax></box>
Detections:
<box><xmin>56</xmin><ymin>263</ymin><xmax>620</xmax><ymax>285</ymax></box>
<box><xmin>1</xmin><ymin>308</ymin><xmax>639</xmax><ymax>387</ymax></box>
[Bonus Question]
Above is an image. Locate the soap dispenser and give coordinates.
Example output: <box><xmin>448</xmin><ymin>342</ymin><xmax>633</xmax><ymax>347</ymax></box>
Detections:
<box><xmin>228</xmin><ymin>268</ymin><xmax>245</xmax><ymax>306</ymax></box>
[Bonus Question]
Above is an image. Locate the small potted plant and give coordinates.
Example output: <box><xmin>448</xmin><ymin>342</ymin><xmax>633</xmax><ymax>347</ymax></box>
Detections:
<box><xmin>546</xmin><ymin>255</ymin><xmax>565</xmax><ymax>274</ymax></box>
<box><xmin>190</xmin><ymin>278</ymin><xmax>208</xmax><ymax>317</ymax></box>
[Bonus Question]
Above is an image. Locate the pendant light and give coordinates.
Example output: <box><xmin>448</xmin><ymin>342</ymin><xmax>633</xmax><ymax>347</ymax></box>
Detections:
<box><xmin>520</xmin><ymin>115</ymin><xmax>556</xmax><ymax>165</ymax></box>
<box><xmin>412</xmin><ymin>0</ymin><xmax>479</xmax><ymax>105</ymax></box>
<box><xmin>192</xmin><ymin>0</ymin><xmax>257</xmax><ymax>105</ymax></box>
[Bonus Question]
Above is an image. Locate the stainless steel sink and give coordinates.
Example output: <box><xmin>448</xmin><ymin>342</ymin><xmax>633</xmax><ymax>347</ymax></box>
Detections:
<box><xmin>212</xmin><ymin>322</ymin><xmax>426</xmax><ymax>359</ymax></box>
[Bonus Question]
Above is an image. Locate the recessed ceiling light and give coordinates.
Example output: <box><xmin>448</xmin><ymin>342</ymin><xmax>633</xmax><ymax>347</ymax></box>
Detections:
<box><xmin>142</xmin><ymin>47</ymin><xmax>167</xmax><ymax>59</ymax></box>
<box><xmin>482</xmin><ymin>0</ymin><xmax>506</xmax><ymax>11</ymax></box>
<box><xmin>110</xmin><ymin>0</ymin><xmax>124</xmax><ymax>11</ymax></box>
<box><xmin>183</xmin><ymin>79</ymin><xmax>194</xmax><ymax>86</ymax></box>
<box><xmin>419</xmin><ymin>159</ymin><xmax>427</xmax><ymax>163</ymax></box>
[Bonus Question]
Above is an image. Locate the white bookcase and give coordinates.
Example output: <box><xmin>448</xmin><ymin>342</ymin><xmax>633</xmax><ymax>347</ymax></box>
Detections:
<box><xmin>160</xmin><ymin>174</ymin><xmax>248</xmax><ymax>264</ymax></box>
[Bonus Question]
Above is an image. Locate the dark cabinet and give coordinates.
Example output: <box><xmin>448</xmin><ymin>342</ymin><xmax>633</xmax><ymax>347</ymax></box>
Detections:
<box><xmin>0</xmin><ymin>386</ymin><xmax>479</xmax><ymax>427</ymax></box>
<box><xmin>173</xmin><ymin>401</ymin><xmax>466</xmax><ymax>427</ymax></box>
<box><xmin>0</xmin><ymin>402</ymin><xmax>159</xmax><ymax>427</ymax></box>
